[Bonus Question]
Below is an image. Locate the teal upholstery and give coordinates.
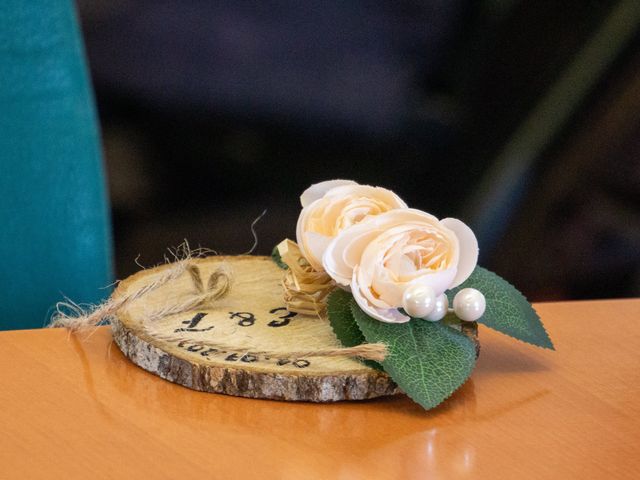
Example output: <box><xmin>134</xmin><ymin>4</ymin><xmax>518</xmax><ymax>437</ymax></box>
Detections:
<box><xmin>0</xmin><ymin>1</ymin><xmax>113</xmax><ymax>330</ymax></box>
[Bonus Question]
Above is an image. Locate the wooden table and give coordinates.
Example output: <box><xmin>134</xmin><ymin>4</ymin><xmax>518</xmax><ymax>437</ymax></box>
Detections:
<box><xmin>1</xmin><ymin>299</ymin><xmax>639</xmax><ymax>479</ymax></box>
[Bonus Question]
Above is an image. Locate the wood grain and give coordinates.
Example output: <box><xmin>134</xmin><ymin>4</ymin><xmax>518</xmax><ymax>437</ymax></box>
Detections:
<box><xmin>111</xmin><ymin>255</ymin><xmax>477</xmax><ymax>402</ymax></box>
<box><xmin>1</xmin><ymin>299</ymin><xmax>639</xmax><ymax>479</ymax></box>
<box><xmin>112</xmin><ymin>256</ymin><xmax>397</xmax><ymax>401</ymax></box>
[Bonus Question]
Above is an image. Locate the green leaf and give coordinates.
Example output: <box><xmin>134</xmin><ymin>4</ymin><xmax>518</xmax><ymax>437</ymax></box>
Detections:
<box><xmin>351</xmin><ymin>299</ymin><xmax>476</xmax><ymax>410</ymax></box>
<box><xmin>327</xmin><ymin>289</ymin><xmax>365</xmax><ymax>347</ymax></box>
<box><xmin>327</xmin><ymin>289</ymin><xmax>383</xmax><ymax>370</ymax></box>
<box><xmin>449</xmin><ymin>267</ymin><xmax>554</xmax><ymax>350</ymax></box>
<box><xmin>271</xmin><ymin>245</ymin><xmax>288</xmax><ymax>269</ymax></box>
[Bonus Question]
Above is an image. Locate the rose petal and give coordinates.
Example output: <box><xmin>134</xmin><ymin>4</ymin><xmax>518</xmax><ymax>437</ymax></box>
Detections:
<box><xmin>371</xmin><ymin>266</ymin><xmax>457</xmax><ymax>306</ymax></box>
<box><xmin>300</xmin><ymin>179</ymin><xmax>357</xmax><ymax>207</ymax></box>
<box><xmin>386</xmin><ymin>252</ymin><xmax>417</xmax><ymax>277</ymax></box>
<box><xmin>302</xmin><ymin>231</ymin><xmax>332</xmax><ymax>271</ymax></box>
<box><xmin>356</xmin><ymin>263</ymin><xmax>391</xmax><ymax>309</ymax></box>
<box><xmin>324</xmin><ymin>184</ymin><xmax>408</xmax><ymax>210</ymax></box>
<box><xmin>321</xmin><ymin>208</ymin><xmax>431</xmax><ymax>287</ymax></box>
<box><xmin>406</xmin><ymin>267</ymin><xmax>458</xmax><ymax>297</ymax></box>
<box><xmin>296</xmin><ymin>203</ymin><xmax>312</xmax><ymax>263</ymax></box>
<box><xmin>367</xmin><ymin>208</ymin><xmax>440</xmax><ymax>227</ymax></box>
<box><xmin>351</xmin><ymin>271</ymin><xmax>410</xmax><ymax>323</ymax></box>
<box><xmin>298</xmin><ymin>182</ymin><xmax>410</xmax><ymax>272</ymax></box>
<box><xmin>358</xmin><ymin>227</ymin><xmax>418</xmax><ymax>304</ymax></box>
<box><xmin>322</xmin><ymin>223</ymin><xmax>382</xmax><ymax>286</ymax></box>
<box><xmin>440</xmin><ymin>218</ymin><xmax>478</xmax><ymax>288</ymax></box>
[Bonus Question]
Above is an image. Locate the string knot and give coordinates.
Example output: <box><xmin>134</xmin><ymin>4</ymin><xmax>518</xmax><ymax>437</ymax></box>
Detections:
<box><xmin>186</xmin><ymin>264</ymin><xmax>232</xmax><ymax>307</ymax></box>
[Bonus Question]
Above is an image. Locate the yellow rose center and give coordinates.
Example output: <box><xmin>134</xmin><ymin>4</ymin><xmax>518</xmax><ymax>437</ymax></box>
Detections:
<box><xmin>307</xmin><ymin>195</ymin><xmax>396</xmax><ymax>236</ymax></box>
<box><xmin>382</xmin><ymin>228</ymin><xmax>455</xmax><ymax>281</ymax></box>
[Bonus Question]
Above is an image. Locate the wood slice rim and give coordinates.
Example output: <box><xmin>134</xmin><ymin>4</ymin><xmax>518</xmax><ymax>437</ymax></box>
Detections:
<box><xmin>111</xmin><ymin>256</ymin><xmax>478</xmax><ymax>403</ymax></box>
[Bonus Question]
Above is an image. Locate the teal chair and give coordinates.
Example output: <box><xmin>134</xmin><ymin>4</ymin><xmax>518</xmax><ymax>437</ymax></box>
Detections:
<box><xmin>0</xmin><ymin>1</ymin><xmax>114</xmax><ymax>330</ymax></box>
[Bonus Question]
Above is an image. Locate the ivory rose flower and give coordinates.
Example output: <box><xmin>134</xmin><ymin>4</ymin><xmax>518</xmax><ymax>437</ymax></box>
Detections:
<box><xmin>322</xmin><ymin>209</ymin><xmax>479</xmax><ymax>323</ymax></box>
<box><xmin>296</xmin><ymin>180</ymin><xmax>407</xmax><ymax>271</ymax></box>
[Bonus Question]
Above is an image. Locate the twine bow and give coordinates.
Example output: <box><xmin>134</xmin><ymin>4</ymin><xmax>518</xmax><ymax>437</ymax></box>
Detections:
<box><xmin>49</xmin><ymin>248</ymin><xmax>387</xmax><ymax>362</ymax></box>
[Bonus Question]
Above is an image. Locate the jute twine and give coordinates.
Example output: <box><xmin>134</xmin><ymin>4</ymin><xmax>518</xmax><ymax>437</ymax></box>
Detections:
<box><xmin>49</xmin><ymin>246</ymin><xmax>387</xmax><ymax>362</ymax></box>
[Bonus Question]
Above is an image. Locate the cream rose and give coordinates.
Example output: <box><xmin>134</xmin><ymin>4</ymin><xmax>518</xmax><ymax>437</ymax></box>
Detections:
<box><xmin>322</xmin><ymin>209</ymin><xmax>479</xmax><ymax>323</ymax></box>
<box><xmin>296</xmin><ymin>180</ymin><xmax>408</xmax><ymax>271</ymax></box>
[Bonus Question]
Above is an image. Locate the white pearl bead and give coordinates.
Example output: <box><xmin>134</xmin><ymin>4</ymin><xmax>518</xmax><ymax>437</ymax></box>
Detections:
<box><xmin>453</xmin><ymin>288</ymin><xmax>486</xmax><ymax>321</ymax></box>
<box><xmin>423</xmin><ymin>293</ymin><xmax>449</xmax><ymax>321</ymax></box>
<box><xmin>402</xmin><ymin>284</ymin><xmax>436</xmax><ymax>318</ymax></box>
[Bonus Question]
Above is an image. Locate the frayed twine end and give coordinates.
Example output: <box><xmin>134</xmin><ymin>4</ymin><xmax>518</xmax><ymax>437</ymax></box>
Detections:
<box><xmin>48</xmin><ymin>239</ymin><xmax>389</xmax><ymax>362</ymax></box>
<box><xmin>49</xmin><ymin>241</ymin><xmax>218</xmax><ymax>331</ymax></box>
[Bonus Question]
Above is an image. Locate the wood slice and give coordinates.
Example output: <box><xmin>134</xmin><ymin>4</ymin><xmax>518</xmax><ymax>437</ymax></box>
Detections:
<box><xmin>111</xmin><ymin>256</ymin><xmax>479</xmax><ymax>403</ymax></box>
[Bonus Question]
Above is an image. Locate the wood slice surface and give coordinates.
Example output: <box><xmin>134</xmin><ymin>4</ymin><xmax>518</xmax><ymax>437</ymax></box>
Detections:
<box><xmin>111</xmin><ymin>256</ymin><xmax>479</xmax><ymax>403</ymax></box>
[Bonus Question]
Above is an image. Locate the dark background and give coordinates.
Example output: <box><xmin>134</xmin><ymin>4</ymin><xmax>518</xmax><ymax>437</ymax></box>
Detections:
<box><xmin>78</xmin><ymin>0</ymin><xmax>640</xmax><ymax>301</ymax></box>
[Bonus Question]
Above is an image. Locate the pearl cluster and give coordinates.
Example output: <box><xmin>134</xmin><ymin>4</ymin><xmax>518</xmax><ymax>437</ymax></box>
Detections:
<box><xmin>401</xmin><ymin>285</ymin><xmax>486</xmax><ymax>322</ymax></box>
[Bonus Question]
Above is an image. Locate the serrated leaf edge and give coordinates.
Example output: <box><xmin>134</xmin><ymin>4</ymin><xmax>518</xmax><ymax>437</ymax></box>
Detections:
<box><xmin>350</xmin><ymin>300</ymin><xmax>477</xmax><ymax>410</ymax></box>
<box><xmin>455</xmin><ymin>267</ymin><xmax>555</xmax><ymax>350</ymax></box>
<box><xmin>326</xmin><ymin>289</ymin><xmax>364</xmax><ymax>347</ymax></box>
<box><xmin>328</xmin><ymin>290</ymin><xmax>384</xmax><ymax>370</ymax></box>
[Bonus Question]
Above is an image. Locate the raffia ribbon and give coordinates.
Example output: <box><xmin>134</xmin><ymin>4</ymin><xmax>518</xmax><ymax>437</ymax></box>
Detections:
<box><xmin>277</xmin><ymin>239</ymin><xmax>335</xmax><ymax>317</ymax></box>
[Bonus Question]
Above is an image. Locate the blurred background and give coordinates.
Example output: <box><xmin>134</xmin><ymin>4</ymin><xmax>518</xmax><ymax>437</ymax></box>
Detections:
<box><xmin>78</xmin><ymin>0</ymin><xmax>640</xmax><ymax>302</ymax></box>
